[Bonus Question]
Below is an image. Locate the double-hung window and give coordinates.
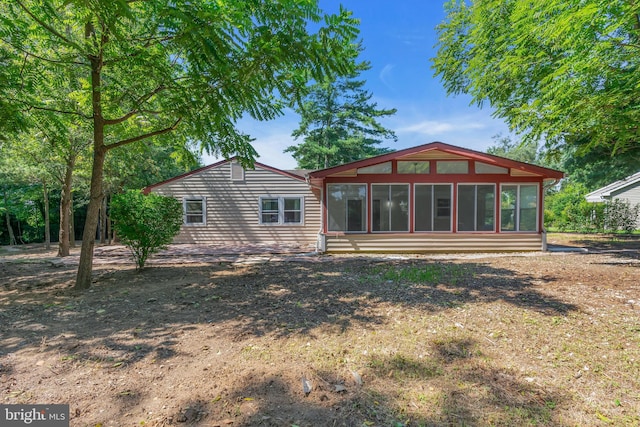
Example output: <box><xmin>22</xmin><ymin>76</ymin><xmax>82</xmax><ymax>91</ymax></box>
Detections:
<box><xmin>184</xmin><ymin>197</ymin><xmax>206</xmax><ymax>225</ymax></box>
<box><xmin>259</xmin><ymin>196</ymin><xmax>303</xmax><ymax>225</ymax></box>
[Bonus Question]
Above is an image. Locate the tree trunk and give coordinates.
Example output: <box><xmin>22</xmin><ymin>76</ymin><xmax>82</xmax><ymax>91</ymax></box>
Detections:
<box><xmin>69</xmin><ymin>197</ymin><xmax>75</xmax><ymax>248</ymax></box>
<box><xmin>58</xmin><ymin>154</ymin><xmax>75</xmax><ymax>257</ymax></box>
<box><xmin>75</xmin><ymin>144</ymin><xmax>106</xmax><ymax>289</ymax></box>
<box><xmin>43</xmin><ymin>180</ymin><xmax>51</xmax><ymax>250</ymax></box>
<box><xmin>3</xmin><ymin>188</ymin><xmax>16</xmax><ymax>246</ymax></box>
<box><xmin>100</xmin><ymin>195</ymin><xmax>107</xmax><ymax>244</ymax></box>
<box><xmin>75</xmin><ymin>41</ymin><xmax>105</xmax><ymax>290</ymax></box>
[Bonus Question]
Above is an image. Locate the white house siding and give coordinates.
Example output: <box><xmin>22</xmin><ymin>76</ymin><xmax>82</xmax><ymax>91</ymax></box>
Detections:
<box><xmin>150</xmin><ymin>163</ymin><xmax>321</xmax><ymax>246</ymax></box>
<box><xmin>611</xmin><ymin>180</ymin><xmax>640</xmax><ymax>206</ymax></box>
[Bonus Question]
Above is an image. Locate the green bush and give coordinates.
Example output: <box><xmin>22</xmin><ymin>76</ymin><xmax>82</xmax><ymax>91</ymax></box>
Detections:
<box><xmin>110</xmin><ymin>190</ymin><xmax>183</xmax><ymax>270</ymax></box>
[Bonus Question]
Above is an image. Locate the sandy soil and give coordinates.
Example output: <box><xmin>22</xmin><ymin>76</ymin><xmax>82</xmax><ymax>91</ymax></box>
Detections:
<box><xmin>1</xmin><ymin>234</ymin><xmax>639</xmax><ymax>426</ymax></box>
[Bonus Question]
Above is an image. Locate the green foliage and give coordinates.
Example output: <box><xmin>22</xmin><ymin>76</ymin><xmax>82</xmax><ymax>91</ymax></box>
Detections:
<box><xmin>433</xmin><ymin>0</ymin><xmax>640</xmax><ymax>158</ymax></box>
<box><xmin>545</xmin><ymin>182</ymin><xmax>640</xmax><ymax>232</ymax></box>
<box><xmin>110</xmin><ymin>191</ymin><xmax>182</xmax><ymax>270</ymax></box>
<box><xmin>286</xmin><ymin>58</ymin><xmax>397</xmax><ymax>169</ymax></box>
<box><xmin>486</xmin><ymin>134</ymin><xmax>542</xmax><ymax>165</ymax></box>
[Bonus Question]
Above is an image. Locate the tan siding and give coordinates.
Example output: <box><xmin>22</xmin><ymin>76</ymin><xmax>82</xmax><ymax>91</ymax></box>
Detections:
<box><xmin>397</xmin><ymin>151</ymin><xmax>467</xmax><ymax>160</ymax></box>
<box><xmin>325</xmin><ymin>233</ymin><xmax>542</xmax><ymax>252</ymax></box>
<box><xmin>151</xmin><ymin>163</ymin><xmax>320</xmax><ymax>245</ymax></box>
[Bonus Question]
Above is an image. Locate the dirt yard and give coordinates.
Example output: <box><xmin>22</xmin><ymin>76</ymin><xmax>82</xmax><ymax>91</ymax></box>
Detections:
<box><xmin>1</xmin><ymin>234</ymin><xmax>639</xmax><ymax>426</ymax></box>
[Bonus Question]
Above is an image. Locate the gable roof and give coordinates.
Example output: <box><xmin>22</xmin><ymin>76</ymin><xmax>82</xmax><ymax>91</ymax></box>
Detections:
<box><xmin>585</xmin><ymin>171</ymin><xmax>640</xmax><ymax>202</ymax></box>
<box><xmin>143</xmin><ymin>157</ymin><xmax>306</xmax><ymax>194</ymax></box>
<box><xmin>307</xmin><ymin>141</ymin><xmax>564</xmax><ymax>180</ymax></box>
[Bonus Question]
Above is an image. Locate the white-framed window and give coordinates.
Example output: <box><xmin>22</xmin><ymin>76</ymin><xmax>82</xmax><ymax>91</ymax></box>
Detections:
<box><xmin>500</xmin><ymin>184</ymin><xmax>539</xmax><ymax>232</ymax></box>
<box><xmin>259</xmin><ymin>196</ymin><xmax>304</xmax><ymax>225</ymax></box>
<box><xmin>184</xmin><ymin>197</ymin><xmax>206</xmax><ymax>225</ymax></box>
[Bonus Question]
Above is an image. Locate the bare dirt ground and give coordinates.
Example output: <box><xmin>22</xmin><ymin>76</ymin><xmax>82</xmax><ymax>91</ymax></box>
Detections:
<box><xmin>1</xmin><ymin>234</ymin><xmax>639</xmax><ymax>426</ymax></box>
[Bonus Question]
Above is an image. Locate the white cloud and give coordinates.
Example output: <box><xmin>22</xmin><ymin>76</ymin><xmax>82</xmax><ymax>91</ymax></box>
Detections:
<box><xmin>379</xmin><ymin>64</ymin><xmax>396</xmax><ymax>91</ymax></box>
<box><xmin>397</xmin><ymin>119</ymin><xmax>485</xmax><ymax>135</ymax></box>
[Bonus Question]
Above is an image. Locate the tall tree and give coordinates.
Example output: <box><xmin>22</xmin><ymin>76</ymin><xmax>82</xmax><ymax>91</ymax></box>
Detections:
<box><xmin>1</xmin><ymin>0</ymin><xmax>359</xmax><ymax>289</ymax></box>
<box><xmin>486</xmin><ymin>134</ymin><xmax>541</xmax><ymax>165</ymax></box>
<box><xmin>286</xmin><ymin>60</ymin><xmax>397</xmax><ymax>169</ymax></box>
<box><xmin>433</xmin><ymin>0</ymin><xmax>640</xmax><ymax>157</ymax></box>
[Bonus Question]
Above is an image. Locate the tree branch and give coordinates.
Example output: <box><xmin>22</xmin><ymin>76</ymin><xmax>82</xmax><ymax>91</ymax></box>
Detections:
<box><xmin>15</xmin><ymin>0</ymin><xmax>83</xmax><ymax>51</ymax></box>
<box><xmin>103</xmin><ymin>85</ymin><xmax>166</xmax><ymax>125</ymax></box>
<box><xmin>0</xmin><ymin>38</ymin><xmax>86</xmax><ymax>66</ymax></box>
<box><xmin>17</xmin><ymin>100</ymin><xmax>92</xmax><ymax>119</ymax></box>
<box><xmin>105</xmin><ymin>117</ymin><xmax>183</xmax><ymax>151</ymax></box>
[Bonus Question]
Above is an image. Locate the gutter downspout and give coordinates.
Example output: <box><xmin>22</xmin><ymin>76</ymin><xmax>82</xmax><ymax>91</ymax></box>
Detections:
<box><xmin>306</xmin><ymin>175</ymin><xmax>326</xmax><ymax>253</ymax></box>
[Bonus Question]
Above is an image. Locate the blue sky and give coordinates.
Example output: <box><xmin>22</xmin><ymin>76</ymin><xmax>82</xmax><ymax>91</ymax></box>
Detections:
<box><xmin>204</xmin><ymin>0</ymin><xmax>510</xmax><ymax>169</ymax></box>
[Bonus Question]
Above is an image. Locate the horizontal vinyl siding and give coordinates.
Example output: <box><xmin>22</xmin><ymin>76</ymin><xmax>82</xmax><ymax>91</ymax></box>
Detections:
<box><xmin>325</xmin><ymin>233</ymin><xmax>542</xmax><ymax>252</ymax></box>
<box><xmin>152</xmin><ymin>163</ymin><xmax>320</xmax><ymax>245</ymax></box>
<box><xmin>612</xmin><ymin>181</ymin><xmax>640</xmax><ymax>206</ymax></box>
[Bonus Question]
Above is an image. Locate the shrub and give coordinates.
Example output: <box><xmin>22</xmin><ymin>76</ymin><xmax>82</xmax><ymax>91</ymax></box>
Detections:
<box><xmin>604</xmin><ymin>199</ymin><xmax>640</xmax><ymax>233</ymax></box>
<box><xmin>110</xmin><ymin>190</ymin><xmax>183</xmax><ymax>270</ymax></box>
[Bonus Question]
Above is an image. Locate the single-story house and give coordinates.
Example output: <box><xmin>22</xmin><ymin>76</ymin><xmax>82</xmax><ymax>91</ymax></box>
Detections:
<box><xmin>585</xmin><ymin>171</ymin><xmax>640</xmax><ymax>205</ymax></box>
<box><xmin>144</xmin><ymin>142</ymin><xmax>564</xmax><ymax>252</ymax></box>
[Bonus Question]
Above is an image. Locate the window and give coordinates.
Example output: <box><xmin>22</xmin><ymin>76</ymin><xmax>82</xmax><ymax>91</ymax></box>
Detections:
<box><xmin>501</xmin><ymin>184</ymin><xmax>538</xmax><ymax>232</ymax></box>
<box><xmin>457</xmin><ymin>184</ymin><xmax>495</xmax><ymax>231</ymax></box>
<box><xmin>358</xmin><ymin>162</ymin><xmax>392</xmax><ymax>174</ymax></box>
<box><xmin>398</xmin><ymin>161</ymin><xmax>430</xmax><ymax>174</ymax></box>
<box><xmin>437</xmin><ymin>160</ymin><xmax>468</xmax><ymax>174</ymax></box>
<box><xmin>415</xmin><ymin>184</ymin><xmax>452</xmax><ymax>231</ymax></box>
<box><xmin>327</xmin><ymin>184</ymin><xmax>366</xmax><ymax>232</ymax></box>
<box><xmin>372</xmin><ymin>184</ymin><xmax>409</xmax><ymax>232</ymax></box>
<box><xmin>260</xmin><ymin>196</ymin><xmax>304</xmax><ymax>225</ymax></box>
<box><xmin>475</xmin><ymin>162</ymin><xmax>508</xmax><ymax>174</ymax></box>
<box><xmin>184</xmin><ymin>197</ymin><xmax>205</xmax><ymax>225</ymax></box>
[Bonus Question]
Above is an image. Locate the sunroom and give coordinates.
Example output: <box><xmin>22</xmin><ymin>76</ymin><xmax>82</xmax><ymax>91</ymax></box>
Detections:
<box><xmin>307</xmin><ymin>142</ymin><xmax>564</xmax><ymax>253</ymax></box>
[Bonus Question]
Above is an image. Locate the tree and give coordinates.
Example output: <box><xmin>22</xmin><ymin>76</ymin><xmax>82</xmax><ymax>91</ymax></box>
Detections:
<box><xmin>433</xmin><ymin>0</ymin><xmax>640</xmax><ymax>157</ymax></box>
<box><xmin>110</xmin><ymin>191</ymin><xmax>182</xmax><ymax>270</ymax></box>
<box><xmin>2</xmin><ymin>0</ymin><xmax>359</xmax><ymax>289</ymax></box>
<box><xmin>286</xmin><ymin>59</ymin><xmax>397</xmax><ymax>169</ymax></box>
<box><xmin>486</xmin><ymin>134</ymin><xmax>541</xmax><ymax>165</ymax></box>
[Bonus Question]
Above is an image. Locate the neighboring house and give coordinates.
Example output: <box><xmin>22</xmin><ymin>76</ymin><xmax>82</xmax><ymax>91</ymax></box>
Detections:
<box><xmin>145</xmin><ymin>142</ymin><xmax>564</xmax><ymax>252</ymax></box>
<box><xmin>585</xmin><ymin>171</ymin><xmax>640</xmax><ymax>205</ymax></box>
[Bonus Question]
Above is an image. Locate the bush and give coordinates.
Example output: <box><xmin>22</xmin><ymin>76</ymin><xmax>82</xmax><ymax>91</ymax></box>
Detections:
<box><xmin>110</xmin><ymin>190</ymin><xmax>183</xmax><ymax>270</ymax></box>
<box><xmin>604</xmin><ymin>199</ymin><xmax>640</xmax><ymax>233</ymax></box>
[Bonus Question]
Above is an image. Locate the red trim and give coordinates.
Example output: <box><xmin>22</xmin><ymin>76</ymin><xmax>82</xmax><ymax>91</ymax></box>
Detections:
<box><xmin>143</xmin><ymin>157</ymin><xmax>306</xmax><ymax>194</ymax></box>
<box><xmin>309</xmin><ymin>141</ymin><xmax>564</xmax><ymax>180</ymax></box>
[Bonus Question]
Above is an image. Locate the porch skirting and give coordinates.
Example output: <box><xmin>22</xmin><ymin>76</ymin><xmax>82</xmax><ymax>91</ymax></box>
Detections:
<box><xmin>322</xmin><ymin>233</ymin><xmax>543</xmax><ymax>253</ymax></box>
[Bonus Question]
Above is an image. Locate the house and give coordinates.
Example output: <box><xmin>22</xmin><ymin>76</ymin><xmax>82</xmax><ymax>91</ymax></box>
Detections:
<box><xmin>585</xmin><ymin>171</ymin><xmax>640</xmax><ymax>205</ymax></box>
<box><xmin>145</xmin><ymin>142</ymin><xmax>564</xmax><ymax>252</ymax></box>
<box><xmin>143</xmin><ymin>159</ymin><xmax>321</xmax><ymax>248</ymax></box>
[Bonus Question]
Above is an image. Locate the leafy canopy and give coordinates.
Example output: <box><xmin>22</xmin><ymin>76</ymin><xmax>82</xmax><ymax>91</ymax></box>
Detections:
<box><xmin>433</xmin><ymin>0</ymin><xmax>640</xmax><ymax>156</ymax></box>
<box><xmin>286</xmin><ymin>59</ymin><xmax>397</xmax><ymax>169</ymax></box>
<box><xmin>110</xmin><ymin>191</ymin><xmax>183</xmax><ymax>270</ymax></box>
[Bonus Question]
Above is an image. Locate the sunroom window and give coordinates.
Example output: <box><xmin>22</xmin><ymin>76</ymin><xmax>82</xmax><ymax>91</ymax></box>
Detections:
<box><xmin>457</xmin><ymin>184</ymin><xmax>495</xmax><ymax>231</ymax></box>
<box><xmin>501</xmin><ymin>184</ymin><xmax>538</xmax><ymax>231</ymax></box>
<box><xmin>327</xmin><ymin>184</ymin><xmax>366</xmax><ymax>232</ymax></box>
<box><xmin>414</xmin><ymin>184</ymin><xmax>452</xmax><ymax>231</ymax></box>
<box><xmin>372</xmin><ymin>184</ymin><xmax>409</xmax><ymax>232</ymax></box>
